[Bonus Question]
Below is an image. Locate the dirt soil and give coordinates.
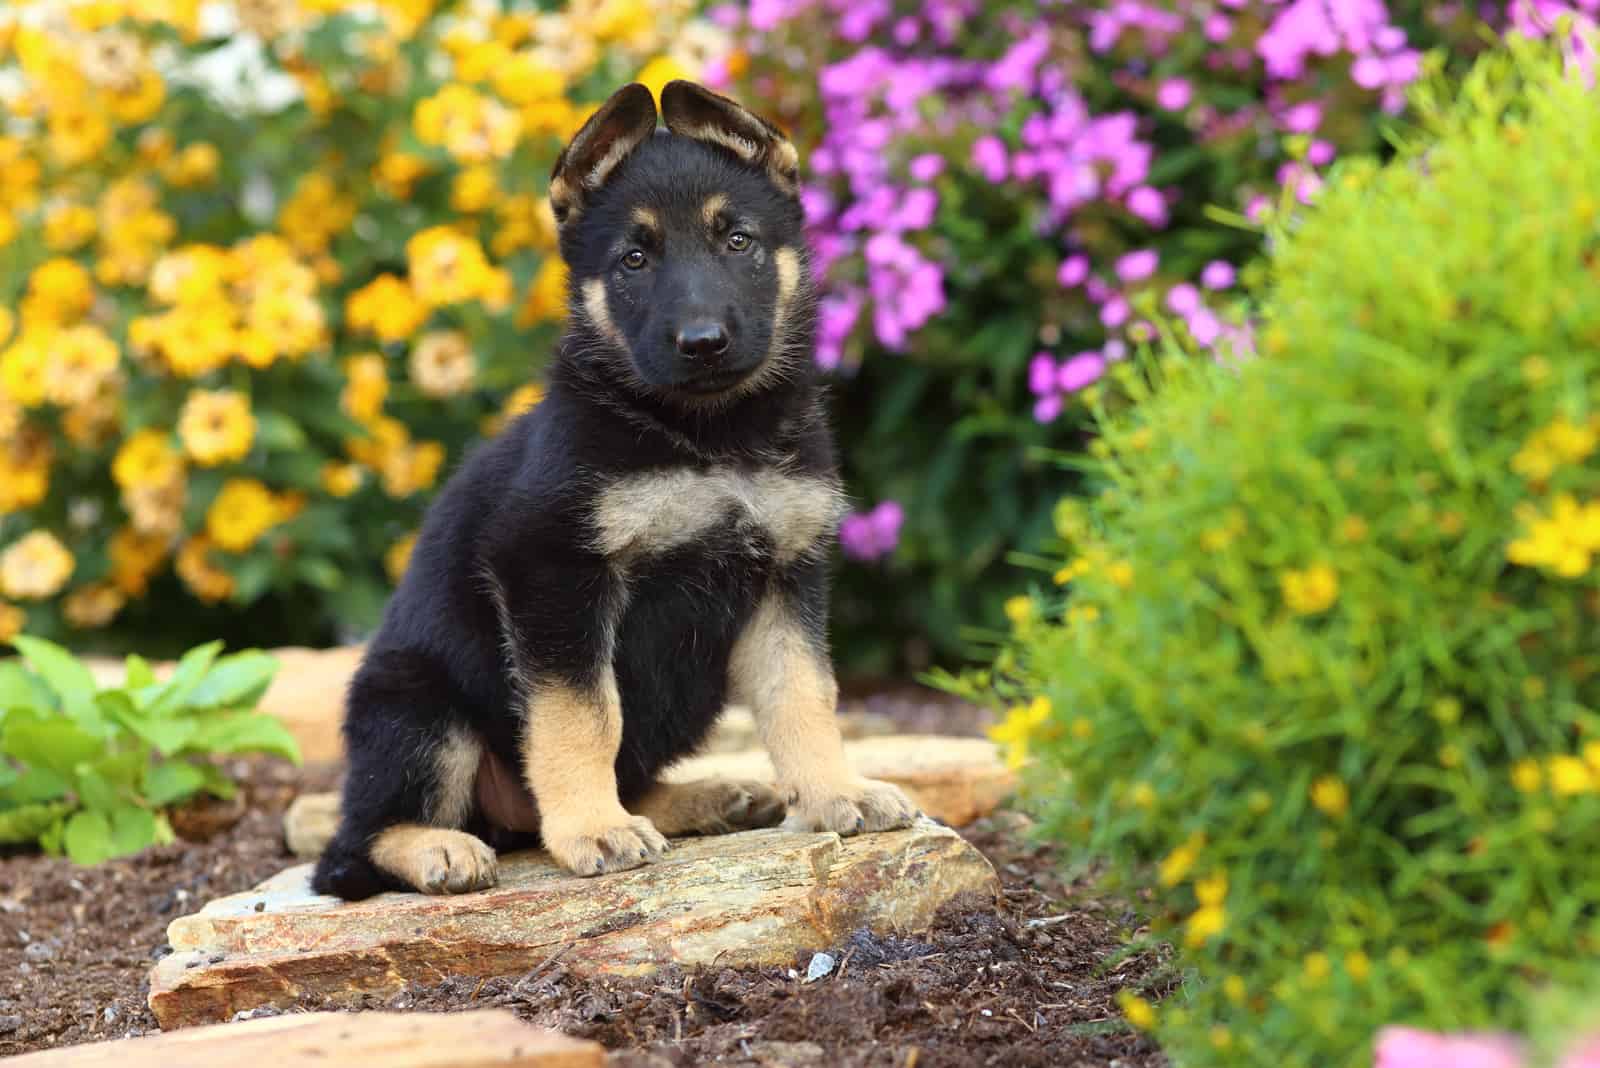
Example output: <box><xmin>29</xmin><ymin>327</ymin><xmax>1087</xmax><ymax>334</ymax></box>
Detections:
<box><xmin>0</xmin><ymin>688</ymin><xmax>1173</xmax><ymax>1066</ymax></box>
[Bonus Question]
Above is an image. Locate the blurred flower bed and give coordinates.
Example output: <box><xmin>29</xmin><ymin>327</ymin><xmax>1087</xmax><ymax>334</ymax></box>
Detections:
<box><xmin>0</xmin><ymin>0</ymin><xmax>719</xmax><ymax>655</ymax></box>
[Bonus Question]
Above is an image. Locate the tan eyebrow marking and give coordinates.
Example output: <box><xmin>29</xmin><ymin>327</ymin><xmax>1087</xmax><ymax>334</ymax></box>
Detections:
<box><xmin>630</xmin><ymin>206</ymin><xmax>661</xmax><ymax>235</ymax></box>
<box><xmin>701</xmin><ymin>193</ymin><xmax>730</xmax><ymax>229</ymax></box>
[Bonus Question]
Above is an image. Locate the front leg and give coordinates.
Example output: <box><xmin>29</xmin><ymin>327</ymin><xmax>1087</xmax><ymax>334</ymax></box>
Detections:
<box><xmin>489</xmin><ymin>554</ymin><xmax>668</xmax><ymax>877</ymax></box>
<box><xmin>522</xmin><ymin>669</ymin><xmax>669</xmax><ymax>875</ymax></box>
<box><xmin>727</xmin><ymin>577</ymin><xmax>918</xmax><ymax>836</ymax></box>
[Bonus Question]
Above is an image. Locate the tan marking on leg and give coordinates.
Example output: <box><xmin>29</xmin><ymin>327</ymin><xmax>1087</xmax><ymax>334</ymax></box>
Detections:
<box><xmin>522</xmin><ymin>673</ymin><xmax>669</xmax><ymax>875</ymax></box>
<box><xmin>430</xmin><ymin>726</ymin><xmax>481</xmax><ymax>829</ymax></box>
<box><xmin>701</xmin><ymin>193</ymin><xmax>729</xmax><ymax>229</ymax></box>
<box><xmin>630</xmin><ymin>206</ymin><xmax>660</xmax><ymax>236</ymax></box>
<box><xmin>369</xmin><ymin>825</ymin><xmax>498</xmax><ymax>895</ymax></box>
<box><xmin>728</xmin><ymin>596</ymin><xmax>919</xmax><ymax>836</ymax></box>
<box><xmin>630</xmin><ymin>778</ymin><xmax>786</xmax><ymax>836</ymax></box>
<box><xmin>581</xmin><ymin>277</ymin><xmax>627</xmax><ymax>348</ymax></box>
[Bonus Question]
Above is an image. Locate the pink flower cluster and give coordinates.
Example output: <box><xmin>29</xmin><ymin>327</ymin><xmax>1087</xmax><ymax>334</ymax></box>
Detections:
<box><xmin>838</xmin><ymin>500</ymin><xmax>904</xmax><ymax>561</ymax></box>
<box><xmin>1376</xmin><ymin>1027</ymin><xmax>1600</xmax><ymax>1068</ymax></box>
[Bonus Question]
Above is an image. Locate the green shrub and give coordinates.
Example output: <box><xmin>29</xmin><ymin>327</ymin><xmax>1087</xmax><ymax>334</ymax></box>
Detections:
<box><xmin>0</xmin><ymin>638</ymin><xmax>298</xmax><ymax>864</ymax></box>
<box><xmin>952</xmin><ymin>39</ymin><xmax>1600</xmax><ymax>1068</ymax></box>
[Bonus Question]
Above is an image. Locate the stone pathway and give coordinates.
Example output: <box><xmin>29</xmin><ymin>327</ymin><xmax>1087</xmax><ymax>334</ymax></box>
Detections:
<box><xmin>6</xmin><ymin>1010</ymin><xmax>602</xmax><ymax>1067</ymax></box>
<box><xmin>149</xmin><ymin>819</ymin><xmax>999</xmax><ymax>1029</ymax></box>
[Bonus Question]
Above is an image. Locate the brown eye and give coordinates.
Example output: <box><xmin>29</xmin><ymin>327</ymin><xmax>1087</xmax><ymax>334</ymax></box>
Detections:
<box><xmin>623</xmin><ymin>249</ymin><xmax>647</xmax><ymax>270</ymax></box>
<box><xmin>726</xmin><ymin>232</ymin><xmax>752</xmax><ymax>252</ymax></box>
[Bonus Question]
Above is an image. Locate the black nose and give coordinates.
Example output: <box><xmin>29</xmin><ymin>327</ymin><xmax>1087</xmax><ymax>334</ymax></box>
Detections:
<box><xmin>676</xmin><ymin>321</ymin><xmax>730</xmax><ymax>361</ymax></box>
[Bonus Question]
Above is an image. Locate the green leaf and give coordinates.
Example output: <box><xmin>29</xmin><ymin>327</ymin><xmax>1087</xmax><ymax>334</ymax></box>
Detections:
<box><xmin>0</xmin><ymin>766</ymin><xmax>71</xmax><ymax>804</ymax></box>
<box><xmin>185</xmin><ymin>712</ymin><xmax>302</xmax><ymax>765</ymax></box>
<box><xmin>195</xmin><ymin>762</ymin><xmax>238</xmax><ymax>801</ymax></box>
<box><xmin>143</xmin><ymin>761</ymin><xmax>206</xmax><ymax>807</ymax></box>
<box><xmin>256</xmin><ymin>411</ymin><xmax>309</xmax><ymax>451</ymax></box>
<box><xmin>124</xmin><ymin>654</ymin><xmax>156</xmax><ymax>690</ymax></box>
<box><xmin>109</xmin><ymin>806</ymin><xmax>158</xmax><ymax>858</ymax></box>
<box><xmin>187</xmin><ymin>651</ymin><xmax>279</xmax><ymax>710</ymax></box>
<box><xmin>0</xmin><ymin>800</ymin><xmax>72</xmax><ymax>845</ymax></box>
<box><xmin>228</xmin><ymin>556</ymin><xmax>277</xmax><ymax>605</ymax></box>
<box><xmin>62</xmin><ymin>808</ymin><xmax>114</xmax><ymax>865</ymax></box>
<box><xmin>143</xmin><ymin>641</ymin><xmax>224</xmax><ymax>718</ymax></box>
<box><xmin>10</xmin><ymin>637</ymin><xmax>104</xmax><ymax>731</ymax></box>
<box><xmin>75</xmin><ymin>766</ymin><xmax>119</xmax><ymax>811</ymax></box>
<box><xmin>0</xmin><ymin>661</ymin><xmax>49</xmax><ymax>713</ymax></box>
<box><xmin>112</xmin><ymin>709</ymin><xmax>199</xmax><ymax>758</ymax></box>
<box><xmin>2</xmin><ymin>714</ymin><xmax>103</xmax><ymax>777</ymax></box>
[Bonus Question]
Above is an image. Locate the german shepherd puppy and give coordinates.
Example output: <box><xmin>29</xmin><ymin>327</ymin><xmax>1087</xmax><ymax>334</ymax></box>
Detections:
<box><xmin>312</xmin><ymin>81</ymin><xmax>919</xmax><ymax>899</ymax></box>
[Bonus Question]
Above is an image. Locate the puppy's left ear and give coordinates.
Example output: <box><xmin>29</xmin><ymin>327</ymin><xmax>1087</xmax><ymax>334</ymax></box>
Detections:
<box><xmin>659</xmin><ymin>80</ymin><xmax>800</xmax><ymax>197</ymax></box>
<box><xmin>550</xmin><ymin>82</ymin><xmax>659</xmax><ymax>228</ymax></box>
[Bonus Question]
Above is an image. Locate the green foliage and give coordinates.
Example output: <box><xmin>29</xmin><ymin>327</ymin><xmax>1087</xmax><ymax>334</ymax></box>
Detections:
<box><xmin>955</xmin><ymin>41</ymin><xmax>1600</xmax><ymax>1067</ymax></box>
<box><xmin>0</xmin><ymin>637</ymin><xmax>296</xmax><ymax>865</ymax></box>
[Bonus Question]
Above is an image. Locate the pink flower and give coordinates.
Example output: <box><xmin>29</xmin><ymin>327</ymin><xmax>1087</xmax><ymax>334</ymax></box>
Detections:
<box><xmin>1201</xmin><ymin>261</ymin><xmax>1237</xmax><ymax>290</ymax></box>
<box><xmin>972</xmin><ymin>135</ymin><xmax>1009</xmax><ymax>182</ymax></box>
<box><xmin>1127</xmin><ymin>186</ymin><xmax>1169</xmax><ymax>227</ymax></box>
<box><xmin>1057</xmin><ymin>351</ymin><xmax>1106</xmax><ymax>391</ymax></box>
<box><xmin>1116</xmin><ymin>249</ymin><xmax>1159</xmax><ymax>282</ymax></box>
<box><xmin>1166</xmin><ymin>283</ymin><xmax>1201</xmax><ymax>315</ymax></box>
<box><xmin>1373</xmin><ymin>1027</ymin><xmax>1523</xmax><ymax>1068</ymax></box>
<box><xmin>1100</xmin><ymin>296</ymin><xmax>1131</xmax><ymax>328</ymax></box>
<box><xmin>909</xmin><ymin>153</ymin><xmax>945</xmax><ymax>182</ymax></box>
<box><xmin>1028</xmin><ymin>353</ymin><xmax>1057</xmax><ymax>395</ymax></box>
<box><xmin>1157</xmin><ymin>78</ymin><xmax>1193</xmax><ymax>110</ymax></box>
<box><xmin>1033</xmin><ymin>393</ymin><xmax>1063</xmax><ymax>423</ymax></box>
<box><xmin>1058</xmin><ymin>254</ymin><xmax>1090</xmax><ymax>288</ymax></box>
<box><xmin>1187</xmin><ymin>307</ymin><xmax>1222</xmax><ymax>346</ymax></box>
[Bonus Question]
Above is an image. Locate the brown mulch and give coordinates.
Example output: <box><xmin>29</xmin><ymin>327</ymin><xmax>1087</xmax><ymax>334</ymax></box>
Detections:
<box><xmin>0</xmin><ymin>686</ymin><xmax>1173</xmax><ymax>1066</ymax></box>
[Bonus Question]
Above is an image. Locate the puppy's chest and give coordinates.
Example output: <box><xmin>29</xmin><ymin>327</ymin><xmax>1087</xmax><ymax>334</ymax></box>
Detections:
<box><xmin>593</xmin><ymin>466</ymin><xmax>845</xmax><ymax>567</ymax></box>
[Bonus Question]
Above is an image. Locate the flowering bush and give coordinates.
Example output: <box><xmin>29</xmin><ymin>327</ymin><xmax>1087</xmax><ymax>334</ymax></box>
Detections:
<box><xmin>721</xmin><ymin>0</ymin><xmax>1586</xmax><ymax>671</ymax></box>
<box><xmin>0</xmin><ymin>0</ymin><xmax>723</xmax><ymax>654</ymax></box>
<box><xmin>948</xmin><ymin>40</ymin><xmax>1600</xmax><ymax>1068</ymax></box>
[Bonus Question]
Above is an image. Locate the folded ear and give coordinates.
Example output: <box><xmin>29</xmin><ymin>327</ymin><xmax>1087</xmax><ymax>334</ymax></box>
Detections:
<box><xmin>659</xmin><ymin>80</ymin><xmax>800</xmax><ymax>197</ymax></box>
<box><xmin>549</xmin><ymin>82</ymin><xmax>658</xmax><ymax>228</ymax></box>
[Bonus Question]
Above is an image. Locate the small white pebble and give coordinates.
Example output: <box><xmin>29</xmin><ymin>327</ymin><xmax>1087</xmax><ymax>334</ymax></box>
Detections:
<box><xmin>804</xmin><ymin>952</ymin><xmax>836</xmax><ymax>983</ymax></box>
<box><xmin>981</xmin><ymin>1009</ymin><xmax>993</xmax><ymax>1017</ymax></box>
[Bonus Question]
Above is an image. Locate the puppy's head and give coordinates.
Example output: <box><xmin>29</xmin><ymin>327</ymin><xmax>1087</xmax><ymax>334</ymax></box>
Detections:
<box><xmin>550</xmin><ymin>81</ymin><xmax>811</xmax><ymax>402</ymax></box>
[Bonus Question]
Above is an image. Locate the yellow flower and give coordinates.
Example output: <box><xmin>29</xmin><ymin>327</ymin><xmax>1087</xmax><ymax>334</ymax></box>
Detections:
<box><xmin>48</xmin><ymin>98</ymin><xmax>112</xmax><ymax>168</ymax></box>
<box><xmin>175</xmin><ymin>535</ymin><xmax>234</xmax><ymax>602</ymax></box>
<box><xmin>1345</xmin><ymin>950</ymin><xmax>1371</xmax><ymax>981</ymax></box>
<box><xmin>1547</xmin><ymin>754</ymin><xmax>1596</xmax><ymax>797</ymax></box>
<box><xmin>1508</xmin><ymin>494</ymin><xmax>1600</xmax><ymax>578</ymax></box>
<box><xmin>373</xmin><ymin>150</ymin><xmax>429</xmax><ymax>199</ymax></box>
<box><xmin>1512</xmin><ymin>758</ymin><xmax>1543</xmax><ymax>793</ymax></box>
<box><xmin>1185</xmin><ymin>903</ymin><xmax>1226</xmax><ymax>948</ymax></box>
<box><xmin>1128</xmin><ymin>781</ymin><xmax>1156</xmax><ymax>808</ymax></box>
<box><xmin>346</xmin><ymin>273</ymin><xmax>428</xmax><ymax>343</ymax></box>
<box><xmin>1003</xmin><ymin>595</ymin><xmax>1034</xmax><ymax>629</ymax></box>
<box><xmin>0</xmin><ymin>306</ymin><xmax>12</xmax><ymax>347</ymax></box>
<box><xmin>1222</xmin><ymin>975</ymin><xmax>1246</xmax><ymax>1004</ymax></box>
<box><xmin>1053</xmin><ymin>556</ymin><xmax>1091</xmax><ymax>586</ymax></box>
<box><xmin>43</xmin><ymin>324</ymin><xmax>119</xmax><ymax>406</ymax></box>
<box><xmin>109</xmin><ymin>525</ymin><xmax>168</xmax><ymax>596</ymax></box>
<box><xmin>409</xmin><ymin>331</ymin><xmax>477</xmax><ymax>398</ymax></box>
<box><xmin>986</xmin><ymin>696</ymin><xmax>1051</xmax><ymax>771</ymax></box>
<box><xmin>491</xmin><ymin>50</ymin><xmax>565</xmax><ymax>105</ymax></box>
<box><xmin>23</xmin><ymin>257</ymin><xmax>94</xmax><ymax>325</ymax></box>
<box><xmin>380</xmin><ymin>440</ymin><xmax>447</xmax><ymax>498</ymax></box>
<box><xmin>0</xmin><ymin>329</ymin><xmax>50</xmax><ymax>406</ymax></box>
<box><xmin>1513</xmin><ymin>417</ymin><xmax>1598</xmax><ymax>481</ymax></box>
<box><xmin>407</xmin><ymin>225</ymin><xmax>497</xmax><ymax>308</ymax></box>
<box><xmin>413</xmin><ymin>84</ymin><xmax>520</xmax><ymax>163</ymax></box>
<box><xmin>0</xmin><ymin>602</ymin><xmax>24</xmax><ymax>642</ymax></box>
<box><xmin>44</xmin><ymin>202</ymin><xmax>97</xmax><ymax>252</ymax></box>
<box><xmin>278</xmin><ymin>172</ymin><xmax>355</xmax><ymax>255</ymax></box>
<box><xmin>122</xmin><ymin>475</ymin><xmax>187</xmax><ymax>538</ymax></box>
<box><xmin>0</xmin><ymin>427</ymin><xmax>52</xmax><ymax>515</ymax></box>
<box><xmin>112</xmin><ymin>428</ymin><xmax>183</xmax><ymax>489</ymax></box>
<box><xmin>246</xmin><ymin>289</ymin><xmax>325</xmax><ymax>358</ymax></box>
<box><xmin>1280</xmin><ymin>563</ymin><xmax>1339</xmax><ymax>616</ymax></box>
<box><xmin>0</xmin><ymin>530</ymin><xmax>75</xmax><ymax>600</ymax></box>
<box><xmin>1195</xmin><ymin>871</ymin><xmax>1228</xmax><ymax>907</ymax></box>
<box><xmin>1105</xmin><ymin>560</ymin><xmax>1134</xmax><ymax>589</ymax></box>
<box><xmin>63</xmin><ymin>583</ymin><xmax>125</xmax><ymax>628</ymax></box>
<box><xmin>1303</xmin><ymin>951</ymin><xmax>1332</xmax><ymax>984</ymax></box>
<box><xmin>1310</xmin><ymin>774</ymin><xmax>1349</xmax><ymax>818</ymax></box>
<box><xmin>178</xmin><ymin>389</ymin><xmax>256</xmax><ymax>466</ymax></box>
<box><xmin>340</xmin><ymin>353</ymin><xmax>390</xmax><ymax>422</ymax></box>
<box><xmin>164</xmin><ymin>142</ymin><xmax>220</xmax><ymax>187</ymax></box>
<box><xmin>321</xmin><ymin>462</ymin><xmax>364</xmax><ymax>498</ymax></box>
<box><xmin>1117</xmin><ymin>992</ymin><xmax>1156</xmax><ymax>1031</ymax></box>
<box><xmin>634</xmin><ymin>54</ymin><xmax>692</xmax><ymax>103</ymax></box>
<box><xmin>1159</xmin><ymin>833</ymin><xmax>1205</xmax><ymax>887</ymax></box>
<box><xmin>386</xmin><ymin>531</ymin><xmax>418</xmax><ymax>583</ymax></box>
<box><xmin>450</xmin><ymin>165</ymin><xmax>501</xmax><ymax>214</ymax></box>
<box><xmin>517</xmin><ymin>257</ymin><xmax>570</xmax><ymax>327</ymax></box>
<box><xmin>206</xmin><ymin>478</ymin><xmax>283</xmax><ymax>553</ymax></box>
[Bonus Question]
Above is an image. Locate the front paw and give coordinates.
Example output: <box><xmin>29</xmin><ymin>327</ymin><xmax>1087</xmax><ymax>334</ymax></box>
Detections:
<box><xmin>781</xmin><ymin>778</ymin><xmax>920</xmax><ymax>836</ymax></box>
<box><xmin>545</xmin><ymin>813</ymin><xmax>670</xmax><ymax>876</ymax></box>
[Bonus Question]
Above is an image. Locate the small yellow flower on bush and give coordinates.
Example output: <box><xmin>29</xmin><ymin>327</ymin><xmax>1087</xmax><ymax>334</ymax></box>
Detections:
<box><xmin>1310</xmin><ymin>774</ymin><xmax>1349</xmax><ymax>818</ymax></box>
<box><xmin>386</xmin><ymin>532</ymin><xmax>419</xmax><ymax>583</ymax></box>
<box><xmin>0</xmin><ymin>531</ymin><xmax>75</xmax><ymax>600</ymax></box>
<box><xmin>178</xmin><ymin>389</ymin><xmax>256</xmax><ymax>466</ymax></box>
<box><xmin>1280</xmin><ymin>563</ymin><xmax>1339</xmax><ymax>615</ymax></box>
<box><xmin>988</xmin><ymin>695</ymin><xmax>1053</xmax><ymax>771</ymax></box>
<box><xmin>1507</xmin><ymin>494</ymin><xmax>1600</xmax><ymax>578</ymax></box>
<box><xmin>206</xmin><ymin>479</ymin><xmax>284</xmax><ymax>553</ymax></box>
<box><xmin>1118</xmin><ymin>991</ymin><xmax>1157</xmax><ymax>1030</ymax></box>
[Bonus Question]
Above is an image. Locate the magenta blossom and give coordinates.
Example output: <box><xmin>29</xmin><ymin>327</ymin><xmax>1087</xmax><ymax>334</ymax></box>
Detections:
<box><xmin>1201</xmin><ymin>260</ymin><xmax>1237</xmax><ymax>290</ymax></box>
<box><xmin>1373</xmin><ymin>1027</ymin><xmax>1523</xmax><ymax>1068</ymax></box>
<box><xmin>1116</xmin><ymin>249</ymin><xmax>1159</xmax><ymax>282</ymax></box>
<box><xmin>839</xmin><ymin>500</ymin><xmax>905</xmax><ymax>562</ymax></box>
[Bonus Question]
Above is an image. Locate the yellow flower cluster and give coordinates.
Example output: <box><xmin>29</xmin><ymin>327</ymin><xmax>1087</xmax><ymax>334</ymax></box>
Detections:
<box><xmin>0</xmin><ymin>0</ymin><xmax>728</xmax><ymax>638</ymax></box>
<box><xmin>1511</xmin><ymin>744</ymin><xmax>1600</xmax><ymax>797</ymax></box>
<box><xmin>1508</xmin><ymin>494</ymin><xmax>1600</xmax><ymax>578</ymax></box>
<box><xmin>1280</xmin><ymin>563</ymin><xmax>1340</xmax><ymax>616</ymax></box>
<box><xmin>987</xmin><ymin>696</ymin><xmax>1055</xmax><ymax>771</ymax></box>
<box><xmin>1511</xmin><ymin>415</ymin><xmax>1598</xmax><ymax>482</ymax></box>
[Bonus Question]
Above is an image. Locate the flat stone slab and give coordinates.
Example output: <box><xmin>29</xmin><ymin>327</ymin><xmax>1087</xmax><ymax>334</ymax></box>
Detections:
<box><xmin>7</xmin><ymin>1009</ymin><xmax>601</xmax><ymax>1067</ymax></box>
<box><xmin>283</xmin><ymin>735</ymin><xmax>1013</xmax><ymax>859</ymax></box>
<box><xmin>150</xmin><ymin>819</ymin><xmax>998</xmax><ymax>1029</ymax></box>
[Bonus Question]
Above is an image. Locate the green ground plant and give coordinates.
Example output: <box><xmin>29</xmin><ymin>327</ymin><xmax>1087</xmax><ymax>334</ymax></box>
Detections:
<box><xmin>0</xmin><ymin>639</ymin><xmax>299</xmax><ymax>864</ymax></box>
<box><xmin>951</xmin><ymin>37</ymin><xmax>1600</xmax><ymax>1068</ymax></box>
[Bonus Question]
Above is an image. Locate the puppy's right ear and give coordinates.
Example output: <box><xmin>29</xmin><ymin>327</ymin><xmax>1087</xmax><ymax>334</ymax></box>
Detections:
<box><xmin>549</xmin><ymin>83</ymin><xmax>658</xmax><ymax>228</ymax></box>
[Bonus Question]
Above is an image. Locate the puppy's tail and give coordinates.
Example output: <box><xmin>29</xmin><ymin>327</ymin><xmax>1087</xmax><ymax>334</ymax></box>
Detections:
<box><xmin>310</xmin><ymin>831</ymin><xmax>397</xmax><ymax>901</ymax></box>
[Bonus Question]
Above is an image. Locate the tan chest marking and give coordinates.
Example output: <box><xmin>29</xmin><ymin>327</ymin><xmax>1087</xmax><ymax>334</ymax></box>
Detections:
<box><xmin>594</xmin><ymin>467</ymin><xmax>845</xmax><ymax>565</ymax></box>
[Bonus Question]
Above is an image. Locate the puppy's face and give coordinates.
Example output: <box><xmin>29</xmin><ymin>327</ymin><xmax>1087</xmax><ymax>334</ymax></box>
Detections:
<box><xmin>549</xmin><ymin>82</ymin><xmax>811</xmax><ymax>401</ymax></box>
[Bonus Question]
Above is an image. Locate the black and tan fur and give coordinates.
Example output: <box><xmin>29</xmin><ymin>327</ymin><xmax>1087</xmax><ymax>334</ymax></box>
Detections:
<box><xmin>312</xmin><ymin>81</ymin><xmax>918</xmax><ymax>899</ymax></box>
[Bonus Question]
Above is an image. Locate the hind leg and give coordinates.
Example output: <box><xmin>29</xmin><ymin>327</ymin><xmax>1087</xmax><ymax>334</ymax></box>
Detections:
<box><xmin>312</xmin><ymin>650</ymin><xmax>498</xmax><ymax>899</ymax></box>
<box><xmin>630</xmin><ymin>779</ymin><xmax>786</xmax><ymax>837</ymax></box>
